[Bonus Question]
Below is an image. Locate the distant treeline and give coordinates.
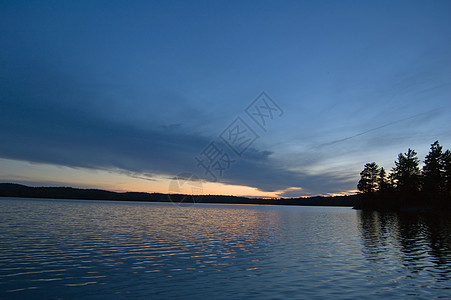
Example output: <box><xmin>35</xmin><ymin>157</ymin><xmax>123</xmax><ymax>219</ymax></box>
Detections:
<box><xmin>355</xmin><ymin>141</ymin><xmax>451</xmax><ymax>211</ymax></box>
<box><xmin>0</xmin><ymin>183</ymin><xmax>358</xmax><ymax>207</ymax></box>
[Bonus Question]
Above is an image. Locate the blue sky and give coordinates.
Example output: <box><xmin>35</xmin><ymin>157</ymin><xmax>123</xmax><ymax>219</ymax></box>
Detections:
<box><xmin>1</xmin><ymin>0</ymin><xmax>451</xmax><ymax>197</ymax></box>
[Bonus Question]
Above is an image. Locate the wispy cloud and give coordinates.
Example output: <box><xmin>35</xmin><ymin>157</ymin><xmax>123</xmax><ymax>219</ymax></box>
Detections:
<box><xmin>318</xmin><ymin>109</ymin><xmax>441</xmax><ymax>148</ymax></box>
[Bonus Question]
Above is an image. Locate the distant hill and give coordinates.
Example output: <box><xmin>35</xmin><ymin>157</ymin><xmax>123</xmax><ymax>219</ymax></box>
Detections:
<box><xmin>0</xmin><ymin>183</ymin><xmax>358</xmax><ymax>207</ymax></box>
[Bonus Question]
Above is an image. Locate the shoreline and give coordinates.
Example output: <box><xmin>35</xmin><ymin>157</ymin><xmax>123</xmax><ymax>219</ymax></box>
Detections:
<box><xmin>0</xmin><ymin>183</ymin><xmax>357</xmax><ymax>207</ymax></box>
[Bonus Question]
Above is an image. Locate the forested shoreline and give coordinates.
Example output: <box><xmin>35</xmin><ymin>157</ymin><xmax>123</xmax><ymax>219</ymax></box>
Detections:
<box><xmin>0</xmin><ymin>183</ymin><xmax>357</xmax><ymax>207</ymax></box>
<box><xmin>355</xmin><ymin>141</ymin><xmax>451</xmax><ymax>211</ymax></box>
<box><xmin>3</xmin><ymin>141</ymin><xmax>450</xmax><ymax>211</ymax></box>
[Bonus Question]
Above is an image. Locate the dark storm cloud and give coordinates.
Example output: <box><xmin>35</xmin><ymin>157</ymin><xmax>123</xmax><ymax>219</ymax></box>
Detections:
<box><xmin>0</xmin><ymin>61</ymin><xmax>347</xmax><ymax>195</ymax></box>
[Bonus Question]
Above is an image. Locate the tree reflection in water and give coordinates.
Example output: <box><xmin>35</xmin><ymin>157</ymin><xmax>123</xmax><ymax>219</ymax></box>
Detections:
<box><xmin>358</xmin><ymin>210</ymin><xmax>451</xmax><ymax>282</ymax></box>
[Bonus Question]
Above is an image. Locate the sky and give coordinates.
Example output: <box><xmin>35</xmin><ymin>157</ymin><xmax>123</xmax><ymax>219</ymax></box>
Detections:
<box><xmin>1</xmin><ymin>0</ymin><xmax>451</xmax><ymax>197</ymax></box>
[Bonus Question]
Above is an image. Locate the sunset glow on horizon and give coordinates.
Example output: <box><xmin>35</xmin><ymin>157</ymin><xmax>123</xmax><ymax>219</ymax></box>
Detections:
<box><xmin>1</xmin><ymin>1</ymin><xmax>450</xmax><ymax>197</ymax></box>
<box><xmin>2</xmin><ymin>157</ymin><xmax>358</xmax><ymax>198</ymax></box>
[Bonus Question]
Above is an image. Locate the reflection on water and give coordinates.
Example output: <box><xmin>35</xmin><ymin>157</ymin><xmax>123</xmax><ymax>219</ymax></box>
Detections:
<box><xmin>358</xmin><ymin>210</ymin><xmax>451</xmax><ymax>295</ymax></box>
<box><xmin>0</xmin><ymin>199</ymin><xmax>285</xmax><ymax>299</ymax></box>
<box><xmin>0</xmin><ymin>198</ymin><xmax>450</xmax><ymax>299</ymax></box>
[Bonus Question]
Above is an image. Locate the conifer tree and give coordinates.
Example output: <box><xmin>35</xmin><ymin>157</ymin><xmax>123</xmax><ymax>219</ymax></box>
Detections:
<box><xmin>423</xmin><ymin>141</ymin><xmax>444</xmax><ymax>196</ymax></box>
<box><xmin>392</xmin><ymin>149</ymin><xmax>421</xmax><ymax>192</ymax></box>
<box><xmin>378</xmin><ymin>167</ymin><xmax>389</xmax><ymax>191</ymax></box>
<box><xmin>358</xmin><ymin>162</ymin><xmax>379</xmax><ymax>193</ymax></box>
<box><xmin>442</xmin><ymin>149</ymin><xmax>451</xmax><ymax>198</ymax></box>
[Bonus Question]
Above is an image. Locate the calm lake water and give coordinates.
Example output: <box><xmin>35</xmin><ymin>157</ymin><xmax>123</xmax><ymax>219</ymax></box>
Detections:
<box><xmin>1</xmin><ymin>198</ymin><xmax>450</xmax><ymax>299</ymax></box>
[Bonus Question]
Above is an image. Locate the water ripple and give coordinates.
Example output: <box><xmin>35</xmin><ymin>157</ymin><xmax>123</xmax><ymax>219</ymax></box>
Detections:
<box><xmin>1</xmin><ymin>198</ymin><xmax>451</xmax><ymax>298</ymax></box>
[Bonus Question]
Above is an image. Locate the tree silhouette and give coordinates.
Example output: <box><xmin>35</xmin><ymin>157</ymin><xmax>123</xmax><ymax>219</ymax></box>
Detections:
<box><xmin>355</xmin><ymin>142</ymin><xmax>451</xmax><ymax>211</ymax></box>
<box><xmin>443</xmin><ymin>149</ymin><xmax>451</xmax><ymax>198</ymax></box>
<box><xmin>392</xmin><ymin>148</ymin><xmax>421</xmax><ymax>192</ymax></box>
<box><xmin>423</xmin><ymin>141</ymin><xmax>444</xmax><ymax>197</ymax></box>
<box><xmin>378</xmin><ymin>167</ymin><xmax>390</xmax><ymax>192</ymax></box>
<box><xmin>358</xmin><ymin>162</ymin><xmax>379</xmax><ymax>193</ymax></box>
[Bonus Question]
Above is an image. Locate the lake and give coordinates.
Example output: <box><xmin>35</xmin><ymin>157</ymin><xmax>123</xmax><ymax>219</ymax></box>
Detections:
<box><xmin>0</xmin><ymin>198</ymin><xmax>450</xmax><ymax>299</ymax></box>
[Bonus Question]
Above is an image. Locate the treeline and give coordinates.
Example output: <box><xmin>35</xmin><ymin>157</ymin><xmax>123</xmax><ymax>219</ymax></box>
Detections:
<box><xmin>355</xmin><ymin>141</ymin><xmax>451</xmax><ymax>211</ymax></box>
<box><xmin>0</xmin><ymin>183</ymin><xmax>358</xmax><ymax>207</ymax></box>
